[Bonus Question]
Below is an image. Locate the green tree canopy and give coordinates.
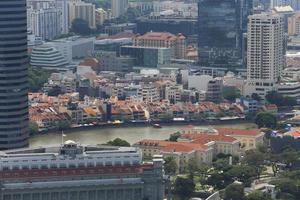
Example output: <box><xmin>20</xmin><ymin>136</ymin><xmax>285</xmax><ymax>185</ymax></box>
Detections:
<box><xmin>57</xmin><ymin>120</ymin><xmax>71</xmax><ymax>131</ymax></box>
<box><xmin>48</xmin><ymin>85</ymin><xmax>63</xmax><ymax>96</ymax></box>
<box><xmin>223</xmin><ymin>86</ymin><xmax>241</xmax><ymax>102</ymax></box>
<box><xmin>169</xmin><ymin>131</ymin><xmax>181</xmax><ymax>142</ymax></box>
<box><xmin>224</xmin><ymin>183</ymin><xmax>245</xmax><ymax>200</ymax></box>
<box><xmin>255</xmin><ymin>112</ymin><xmax>277</xmax><ymax>129</ymax></box>
<box><xmin>29</xmin><ymin>121</ymin><xmax>39</xmax><ymax>135</ymax></box>
<box><xmin>164</xmin><ymin>156</ymin><xmax>177</xmax><ymax>175</ymax></box>
<box><xmin>245</xmin><ymin>190</ymin><xmax>272</xmax><ymax>200</ymax></box>
<box><xmin>71</xmin><ymin>18</ymin><xmax>91</xmax><ymax>35</ymax></box>
<box><xmin>174</xmin><ymin>177</ymin><xmax>195</xmax><ymax>200</ymax></box>
<box><xmin>28</xmin><ymin>66</ymin><xmax>51</xmax><ymax>92</ymax></box>
<box><xmin>266</xmin><ymin>91</ymin><xmax>297</xmax><ymax>107</ymax></box>
<box><xmin>106</xmin><ymin>138</ymin><xmax>130</xmax><ymax>147</ymax></box>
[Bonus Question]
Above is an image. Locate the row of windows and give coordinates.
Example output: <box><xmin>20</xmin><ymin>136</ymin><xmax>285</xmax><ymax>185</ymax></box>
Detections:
<box><xmin>2</xmin><ymin>160</ymin><xmax>139</xmax><ymax>170</ymax></box>
<box><xmin>2</xmin><ymin>188</ymin><xmax>143</xmax><ymax>200</ymax></box>
<box><xmin>0</xmin><ymin>137</ymin><xmax>27</xmax><ymax>145</ymax></box>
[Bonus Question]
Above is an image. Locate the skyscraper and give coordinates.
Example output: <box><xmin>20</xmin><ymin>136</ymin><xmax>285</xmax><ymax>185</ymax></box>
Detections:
<box><xmin>0</xmin><ymin>0</ymin><xmax>29</xmax><ymax>149</ymax></box>
<box><xmin>198</xmin><ymin>0</ymin><xmax>253</xmax><ymax>69</ymax></box>
<box><xmin>111</xmin><ymin>0</ymin><xmax>128</xmax><ymax>18</ymax></box>
<box><xmin>245</xmin><ymin>13</ymin><xmax>284</xmax><ymax>98</ymax></box>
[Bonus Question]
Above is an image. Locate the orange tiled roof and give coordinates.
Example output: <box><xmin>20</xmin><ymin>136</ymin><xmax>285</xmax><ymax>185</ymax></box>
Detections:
<box><xmin>216</xmin><ymin>128</ymin><xmax>262</xmax><ymax>137</ymax></box>
<box><xmin>181</xmin><ymin>133</ymin><xmax>237</xmax><ymax>144</ymax></box>
<box><xmin>137</xmin><ymin>139</ymin><xmax>207</xmax><ymax>153</ymax></box>
<box><xmin>136</xmin><ymin>32</ymin><xmax>185</xmax><ymax>41</ymax></box>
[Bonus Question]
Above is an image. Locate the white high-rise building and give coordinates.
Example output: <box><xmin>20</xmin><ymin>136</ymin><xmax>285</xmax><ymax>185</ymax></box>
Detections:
<box><xmin>271</xmin><ymin>0</ymin><xmax>300</xmax><ymax>10</ymax></box>
<box><xmin>245</xmin><ymin>13</ymin><xmax>285</xmax><ymax>98</ymax></box>
<box><xmin>28</xmin><ymin>7</ymin><xmax>63</xmax><ymax>40</ymax></box>
<box><xmin>111</xmin><ymin>0</ymin><xmax>129</xmax><ymax>18</ymax></box>
<box><xmin>55</xmin><ymin>0</ymin><xmax>69</xmax><ymax>34</ymax></box>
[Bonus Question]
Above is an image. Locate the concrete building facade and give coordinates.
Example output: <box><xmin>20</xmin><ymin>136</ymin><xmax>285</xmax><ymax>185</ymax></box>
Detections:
<box><xmin>27</xmin><ymin>7</ymin><xmax>62</xmax><ymax>40</ymax></box>
<box><xmin>0</xmin><ymin>142</ymin><xmax>165</xmax><ymax>200</ymax></box>
<box><xmin>133</xmin><ymin>32</ymin><xmax>186</xmax><ymax>59</ymax></box>
<box><xmin>245</xmin><ymin>13</ymin><xmax>284</xmax><ymax>98</ymax></box>
<box><xmin>111</xmin><ymin>0</ymin><xmax>128</xmax><ymax>18</ymax></box>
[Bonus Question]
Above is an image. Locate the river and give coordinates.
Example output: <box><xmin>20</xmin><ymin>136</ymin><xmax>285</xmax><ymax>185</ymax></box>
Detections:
<box><xmin>29</xmin><ymin>123</ymin><xmax>257</xmax><ymax>148</ymax></box>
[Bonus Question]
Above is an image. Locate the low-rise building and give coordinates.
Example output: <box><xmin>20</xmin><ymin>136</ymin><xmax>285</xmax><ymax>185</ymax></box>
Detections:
<box><xmin>0</xmin><ymin>142</ymin><xmax>164</xmax><ymax>200</ymax></box>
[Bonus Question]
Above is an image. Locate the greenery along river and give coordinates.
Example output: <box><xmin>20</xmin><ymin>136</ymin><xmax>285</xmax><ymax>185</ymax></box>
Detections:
<box><xmin>29</xmin><ymin>123</ymin><xmax>257</xmax><ymax>148</ymax></box>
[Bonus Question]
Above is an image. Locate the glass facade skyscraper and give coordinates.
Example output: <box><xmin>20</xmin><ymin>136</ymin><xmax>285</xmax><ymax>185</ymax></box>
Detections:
<box><xmin>198</xmin><ymin>0</ymin><xmax>253</xmax><ymax>69</ymax></box>
<box><xmin>0</xmin><ymin>0</ymin><xmax>29</xmax><ymax>149</ymax></box>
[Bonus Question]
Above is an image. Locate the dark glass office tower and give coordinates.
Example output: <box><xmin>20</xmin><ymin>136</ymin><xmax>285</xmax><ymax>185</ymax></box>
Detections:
<box><xmin>0</xmin><ymin>0</ymin><xmax>29</xmax><ymax>149</ymax></box>
<box><xmin>198</xmin><ymin>0</ymin><xmax>253</xmax><ymax>69</ymax></box>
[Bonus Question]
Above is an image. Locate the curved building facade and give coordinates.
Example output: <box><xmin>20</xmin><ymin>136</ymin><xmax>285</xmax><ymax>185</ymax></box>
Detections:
<box><xmin>0</xmin><ymin>0</ymin><xmax>29</xmax><ymax>149</ymax></box>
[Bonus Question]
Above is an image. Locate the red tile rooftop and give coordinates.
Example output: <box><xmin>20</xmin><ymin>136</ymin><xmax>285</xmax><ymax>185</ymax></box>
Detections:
<box><xmin>79</xmin><ymin>58</ymin><xmax>99</xmax><ymax>68</ymax></box>
<box><xmin>136</xmin><ymin>32</ymin><xmax>185</xmax><ymax>41</ymax></box>
<box><xmin>137</xmin><ymin>139</ymin><xmax>207</xmax><ymax>153</ymax></box>
<box><xmin>216</xmin><ymin>128</ymin><xmax>262</xmax><ymax>137</ymax></box>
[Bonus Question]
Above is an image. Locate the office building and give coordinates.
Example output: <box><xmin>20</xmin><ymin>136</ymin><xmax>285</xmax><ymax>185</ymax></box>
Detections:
<box><xmin>47</xmin><ymin>36</ymin><xmax>95</xmax><ymax>62</ymax></box>
<box><xmin>198</xmin><ymin>0</ymin><xmax>253</xmax><ymax>69</ymax></box>
<box><xmin>137</xmin><ymin>17</ymin><xmax>198</xmax><ymax>37</ymax></box>
<box><xmin>30</xmin><ymin>45</ymin><xmax>70</xmax><ymax>70</ymax></box>
<box><xmin>95</xmin><ymin>51</ymin><xmax>134</xmax><ymax>72</ymax></box>
<box><xmin>120</xmin><ymin>46</ymin><xmax>171</xmax><ymax>68</ymax></box>
<box><xmin>133</xmin><ymin>32</ymin><xmax>186</xmax><ymax>59</ymax></box>
<box><xmin>245</xmin><ymin>13</ymin><xmax>284</xmax><ymax>98</ymax></box>
<box><xmin>104</xmin><ymin>23</ymin><xmax>137</xmax><ymax>35</ymax></box>
<box><xmin>27</xmin><ymin>7</ymin><xmax>62</xmax><ymax>40</ymax></box>
<box><xmin>0</xmin><ymin>141</ymin><xmax>165</xmax><ymax>200</ymax></box>
<box><xmin>206</xmin><ymin>78</ymin><xmax>223</xmax><ymax>103</ymax></box>
<box><xmin>69</xmin><ymin>0</ymin><xmax>96</xmax><ymax>29</ymax></box>
<box><xmin>111</xmin><ymin>0</ymin><xmax>129</xmax><ymax>18</ymax></box>
<box><xmin>0</xmin><ymin>0</ymin><xmax>29</xmax><ymax>149</ymax></box>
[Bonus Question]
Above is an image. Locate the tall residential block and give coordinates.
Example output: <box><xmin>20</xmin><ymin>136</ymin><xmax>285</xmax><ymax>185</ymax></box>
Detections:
<box><xmin>288</xmin><ymin>12</ymin><xmax>300</xmax><ymax>35</ymax></box>
<box><xmin>55</xmin><ymin>0</ymin><xmax>69</xmax><ymax>34</ymax></box>
<box><xmin>69</xmin><ymin>0</ymin><xmax>96</xmax><ymax>29</ymax></box>
<box><xmin>0</xmin><ymin>0</ymin><xmax>29</xmax><ymax>149</ymax></box>
<box><xmin>27</xmin><ymin>7</ymin><xmax>62</xmax><ymax>40</ymax></box>
<box><xmin>111</xmin><ymin>0</ymin><xmax>129</xmax><ymax>18</ymax></box>
<box><xmin>198</xmin><ymin>0</ymin><xmax>253</xmax><ymax>69</ymax></box>
<box><xmin>245</xmin><ymin>13</ymin><xmax>284</xmax><ymax>98</ymax></box>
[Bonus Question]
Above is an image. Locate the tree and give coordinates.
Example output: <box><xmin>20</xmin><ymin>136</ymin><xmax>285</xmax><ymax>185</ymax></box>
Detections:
<box><xmin>242</xmin><ymin>150</ymin><xmax>265</xmax><ymax>178</ymax></box>
<box><xmin>224</xmin><ymin>183</ymin><xmax>244</xmax><ymax>200</ymax></box>
<box><xmin>245</xmin><ymin>190</ymin><xmax>272</xmax><ymax>200</ymax></box>
<box><xmin>48</xmin><ymin>85</ymin><xmax>63</xmax><ymax>96</ymax></box>
<box><xmin>164</xmin><ymin>156</ymin><xmax>177</xmax><ymax>175</ymax></box>
<box><xmin>266</xmin><ymin>91</ymin><xmax>297</xmax><ymax>107</ymax></box>
<box><xmin>255</xmin><ymin>112</ymin><xmax>277</xmax><ymax>129</ymax></box>
<box><xmin>187</xmin><ymin>158</ymin><xmax>199</xmax><ymax>179</ymax></box>
<box><xmin>28</xmin><ymin>66</ymin><xmax>51</xmax><ymax>92</ymax></box>
<box><xmin>223</xmin><ymin>87</ymin><xmax>241</xmax><ymax>102</ymax></box>
<box><xmin>29</xmin><ymin>121</ymin><xmax>39</xmax><ymax>135</ymax></box>
<box><xmin>169</xmin><ymin>131</ymin><xmax>181</xmax><ymax>142</ymax></box>
<box><xmin>226</xmin><ymin>165</ymin><xmax>257</xmax><ymax>186</ymax></box>
<box><xmin>106</xmin><ymin>138</ymin><xmax>130</xmax><ymax>147</ymax></box>
<box><xmin>57</xmin><ymin>120</ymin><xmax>71</xmax><ymax>131</ymax></box>
<box><xmin>174</xmin><ymin>177</ymin><xmax>195</xmax><ymax>200</ymax></box>
<box><xmin>71</xmin><ymin>18</ymin><xmax>91</xmax><ymax>35</ymax></box>
<box><xmin>251</xmin><ymin>93</ymin><xmax>262</xmax><ymax>101</ymax></box>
